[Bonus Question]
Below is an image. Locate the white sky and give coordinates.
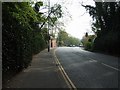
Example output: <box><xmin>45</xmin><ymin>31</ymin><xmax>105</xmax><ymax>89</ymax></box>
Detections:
<box><xmin>63</xmin><ymin>1</ymin><xmax>93</xmax><ymax>39</ymax></box>
<box><xmin>41</xmin><ymin>0</ymin><xmax>95</xmax><ymax>39</ymax></box>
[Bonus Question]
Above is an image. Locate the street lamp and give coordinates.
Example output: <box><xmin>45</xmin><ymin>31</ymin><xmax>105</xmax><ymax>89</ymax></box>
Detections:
<box><xmin>34</xmin><ymin>1</ymin><xmax>51</xmax><ymax>52</ymax></box>
<box><xmin>47</xmin><ymin>0</ymin><xmax>50</xmax><ymax>52</ymax></box>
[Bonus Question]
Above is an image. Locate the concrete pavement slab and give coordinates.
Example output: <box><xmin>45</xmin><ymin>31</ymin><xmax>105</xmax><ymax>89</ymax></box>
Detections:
<box><xmin>4</xmin><ymin>49</ymin><xmax>68</xmax><ymax>88</ymax></box>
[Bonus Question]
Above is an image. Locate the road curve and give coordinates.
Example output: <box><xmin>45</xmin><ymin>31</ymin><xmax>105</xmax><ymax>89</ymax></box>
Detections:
<box><xmin>55</xmin><ymin>47</ymin><xmax>119</xmax><ymax>88</ymax></box>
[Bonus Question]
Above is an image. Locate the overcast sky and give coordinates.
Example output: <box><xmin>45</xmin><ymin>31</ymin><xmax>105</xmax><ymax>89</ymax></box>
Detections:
<box><xmin>63</xmin><ymin>0</ymin><xmax>95</xmax><ymax>39</ymax></box>
<box><xmin>48</xmin><ymin>0</ymin><xmax>95</xmax><ymax>39</ymax></box>
<box><xmin>39</xmin><ymin>0</ymin><xmax>95</xmax><ymax>39</ymax></box>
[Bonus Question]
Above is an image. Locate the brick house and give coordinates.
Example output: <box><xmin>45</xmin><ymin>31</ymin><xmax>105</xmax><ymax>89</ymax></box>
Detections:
<box><xmin>50</xmin><ymin>38</ymin><xmax>57</xmax><ymax>48</ymax></box>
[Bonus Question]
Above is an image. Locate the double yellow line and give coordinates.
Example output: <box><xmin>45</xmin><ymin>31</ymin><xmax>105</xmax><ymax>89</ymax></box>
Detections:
<box><xmin>53</xmin><ymin>49</ymin><xmax>77</xmax><ymax>90</ymax></box>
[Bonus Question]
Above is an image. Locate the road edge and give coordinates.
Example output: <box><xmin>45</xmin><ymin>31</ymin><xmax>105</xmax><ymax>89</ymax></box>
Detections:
<box><xmin>53</xmin><ymin>48</ymin><xmax>77</xmax><ymax>90</ymax></box>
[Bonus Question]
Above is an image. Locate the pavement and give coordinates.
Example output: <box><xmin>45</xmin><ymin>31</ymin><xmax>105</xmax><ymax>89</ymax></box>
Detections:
<box><xmin>3</xmin><ymin>48</ymin><xmax>68</xmax><ymax>88</ymax></box>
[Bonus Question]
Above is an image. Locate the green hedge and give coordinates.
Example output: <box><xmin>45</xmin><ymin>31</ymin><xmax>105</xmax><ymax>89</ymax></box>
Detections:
<box><xmin>84</xmin><ymin>42</ymin><xmax>92</xmax><ymax>51</ymax></box>
<box><xmin>2</xmin><ymin>2</ymin><xmax>47</xmax><ymax>83</ymax></box>
<box><xmin>93</xmin><ymin>31</ymin><xmax>119</xmax><ymax>55</ymax></box>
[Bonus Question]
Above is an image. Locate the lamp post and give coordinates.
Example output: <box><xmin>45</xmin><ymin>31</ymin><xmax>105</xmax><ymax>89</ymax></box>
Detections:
<box><xmin>48</xmin><ymin>0</ymin><xmax>50</xmax><ymax>52</ymax></box>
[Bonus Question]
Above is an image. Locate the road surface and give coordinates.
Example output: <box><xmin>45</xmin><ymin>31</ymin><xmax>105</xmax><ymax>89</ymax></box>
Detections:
<box><xmin>55</xmin><ymin>47</ymin><xmax>119</xmax><ymax>88</ymax></box>
<box><xmin>0</xmin><ymin>54</ymin><xmax>1</xmax><ymax>90</ymax></box>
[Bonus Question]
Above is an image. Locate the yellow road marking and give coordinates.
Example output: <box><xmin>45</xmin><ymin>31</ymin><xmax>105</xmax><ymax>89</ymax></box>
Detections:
<box><xmin>53</xmin><ymin>49</ymin><xmax>77</xmax><ymax>90</ymax></box>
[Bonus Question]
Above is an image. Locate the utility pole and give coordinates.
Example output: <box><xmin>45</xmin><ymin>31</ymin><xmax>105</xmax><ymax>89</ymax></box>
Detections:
<box><xmin>48</xmin><ymin>0</ymin><xmax>50</xmax><ymax>52</ymax></box>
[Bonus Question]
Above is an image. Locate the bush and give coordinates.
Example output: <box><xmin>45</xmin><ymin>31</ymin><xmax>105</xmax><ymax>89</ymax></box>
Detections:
<box><xmin>84</xmin><ymin>42</ymin><xmax>93</xmax><ymax>51</ymax></box>
<box><xmin>2</xmin><ymin>2</ymin><xmax>47</xmax><ymax>84</ymax></box>
<box><xmin>93</xmin><ymin>30</ymin><xmax>119</xmax><ymax>55</ymax></box>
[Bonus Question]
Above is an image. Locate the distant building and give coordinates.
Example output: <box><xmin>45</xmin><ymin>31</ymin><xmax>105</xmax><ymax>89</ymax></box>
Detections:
<box><xmin>49</xmin><ymin>36</ymin><xmax>57</xmax><ymax>48</ymax></box>
<box><xmin>81</xmin><ymin>32</ymin><xmax>96</xmax><ymax>46</ymax></box>
<box><xmin>50</xmin><ymin>39</ymin><xmax>57</xmax><ymax>48</ymax></box>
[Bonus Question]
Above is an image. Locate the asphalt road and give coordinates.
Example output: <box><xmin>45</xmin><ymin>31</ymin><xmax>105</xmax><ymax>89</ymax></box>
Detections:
<box><xmin>0</xmin><ymin>40</ymin><xmax>2</xmax><ymax>89</ymax></box>
<box><xmin>0</xmin><ymin>55</ymin><xmax>1</xmax><ymax>90</ymax></box>
<box><xmin>55</xmin><ymin>47</ymin><xmax>120</xmax><ymax>88</ymax></box>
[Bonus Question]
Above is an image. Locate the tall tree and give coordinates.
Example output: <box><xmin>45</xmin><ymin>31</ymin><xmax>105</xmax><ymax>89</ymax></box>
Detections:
<box><xmin>83</xmin><ymin>1</ymin><xmax>120</xmax><ymax>55</ymax></box>
<box><xmin>57</xmin><ymin>30</ymin><xmax>81</xmax><ymax>46</ymax></box>
<box><xmin>2</xmin><ymin>1</ymin><xmax>63</xmax><ymax>85</ymax></box>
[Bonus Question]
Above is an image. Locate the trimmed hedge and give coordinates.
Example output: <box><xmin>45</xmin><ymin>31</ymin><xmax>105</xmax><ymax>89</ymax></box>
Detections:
<box><xmin>2</xmin><ymin>2</ymin><xmax>47</xmax><ymax>83</ymax></box>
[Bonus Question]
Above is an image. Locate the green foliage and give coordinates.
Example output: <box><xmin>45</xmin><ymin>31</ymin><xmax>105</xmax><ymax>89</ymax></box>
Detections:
<box><xmin>58</xmin><ymin>30</ymin><xmax>68</xmax><ymax>46</ymax></box>
<box><xmin>81</xmin><ymin>34</ymin><xmax>96</xmax><ymax>51</ymax></box>
<box><xmin>85</xmin><ymin>42</ymin><xmax>92</xmax><ymax>50</ymax></box>
<box><xmin>83</xmin><ymin>2</ymin><xmax>120</xmax><ymax>55</ymax></box>
<box><xmin>2</xmin><ymin>2</ymin><xmax>48</xmax><ymax>84</ymax></box>
<box><xmin>67</xmin><ymin>36</ymin><xmax>81</xmax><ymax>46</ymax></box>
<box><xmin>51</xmin><ymin>4</ymin><xmax>62</xmax><ymax>18</ymax></box>
<box><xmin>2</xmin><ymin>2</ymin><xmax>63</xmax><ymax>84</ymax></box>
<box><xmin>58</xmin><ymin>30</ymin><xmax>81</xmax><ymax>46</ymax></box>
<box><xmin>34</xmin><ymin>1</ymin><xmax>43</xmax><ymax>12</ymax></box>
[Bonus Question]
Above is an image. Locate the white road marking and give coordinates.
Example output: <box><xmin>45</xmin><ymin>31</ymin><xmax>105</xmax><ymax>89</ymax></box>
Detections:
<box><xmin>101</xmin><ymin>63</ymin><xmax>120</xmax><ymax>71</ymax></box>
<box><xmin>88</xmin><ymin>58</ymin><xmax>98</xmax><ymax>62</ymax></box>
<box><xmin>88</xmin><ymin>58</ymin><xmax>120</xmax><ymax>71</ymax></box>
